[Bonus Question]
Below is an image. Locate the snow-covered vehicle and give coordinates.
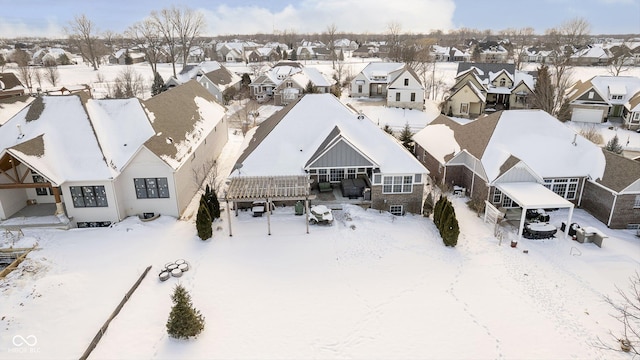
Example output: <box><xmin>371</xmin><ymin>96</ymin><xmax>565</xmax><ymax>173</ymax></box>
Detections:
<box><xmin>309</xmin><ymin>205</ymin><xmax>333</xmax><ymax>225</ymax></box>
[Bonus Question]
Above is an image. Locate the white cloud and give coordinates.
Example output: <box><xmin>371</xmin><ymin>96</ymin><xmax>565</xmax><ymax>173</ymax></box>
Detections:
<box><xmin>199</xmin><ymin>0</ymin><xmax>456</xmax><ymax>35</ymax></box>
<box><xmin>0</xmin><ymin>18</ymin><xmax>64</xmax><ymax>38</ymax></box>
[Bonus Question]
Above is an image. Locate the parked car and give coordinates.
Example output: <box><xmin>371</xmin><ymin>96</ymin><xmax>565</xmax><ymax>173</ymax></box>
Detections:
<box><xmin>309</xmin><ymin>205</ymin><xmax>333</xmax><ymax>225</ymax></box>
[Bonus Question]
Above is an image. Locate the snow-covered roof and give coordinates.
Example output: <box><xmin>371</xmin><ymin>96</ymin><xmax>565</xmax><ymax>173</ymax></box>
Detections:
<box><xmin>591</xmin><ymin>76</ymin><xmax>640</xmax><ymax>104</ymax></box>
<box><xmin>232</xmin><ymin>94</ymin><xmax>427</xmax><ymax>177</ymax></box>
<box><xmin>482</xmin><ymin>110</ymin><xmax>605</xmax><ymax>181</ymax></box>
<box><xmin>174</xmin><ymin>61</ymin><xmax>224</xmax><ymax>84</ymax></box>
<box><xmin>514</xmin><ymin>71</ymin><xmax>535</xmax><ymax>91</ymax></box>
<box><xmin>0</xmin><ymin>95</ymin><xmax>114</xmax><ymax>184</ymax></box>
<box><xmin>414</xmin><ymin>110</ymin><xmax>605</xmax><ymax>183</ymax></box>
<box><xmin>361</xmin><ymin>62</ymin><xmax>405</xmax><ymax>82</ymax></box>
<box><xmin>86</xmin><ymin>98</ymin><xmax>155</xmax><ymax>173</ymax></box>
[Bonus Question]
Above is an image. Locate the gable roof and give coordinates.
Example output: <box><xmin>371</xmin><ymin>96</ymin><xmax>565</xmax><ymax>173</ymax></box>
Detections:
<box><xmin>360</xmin><ymin>62</ymin><xmax>405</xmax><ymax>82</ymax></box>
<box><xmin>569</xmin><ymin>76</ymin><xmax>640</xmax><ymax>104</ymax></box>
<box><xmin>232</xmin><ymin>94</ymin><xmax>427</xmax><ymax>177</ymax></box>
<box><xmin>456</xmin><ymin>62</ymin><xmax>515</xmax><ymax>80</ymax></box>
<box><xmin>142</xmin><ymin>80</ymin><xmax>226</xmax><ymax>170</ymax></box>
<box><xmin>414</xmin><ymin>110</ymin><xmax>605</xmax><ymax>182</ymax></box>
<box><xmin>304</xmin><ymin>126</ymin><xmax>378</xmax><ymax>169</ymax></box>
<box><xmin>596</xmin><ymin>150</ymin><xmax>640</xmax><ymax>193</ymax></box>
<box><xmin>0</xmin><ymin>73</ymin><xmax>24</xmax><ymax>91</ymax></box>
<box><xmin>0</xmin><ymin>95</ymin><xmax>114</xmax><ymax>184</ymax></box>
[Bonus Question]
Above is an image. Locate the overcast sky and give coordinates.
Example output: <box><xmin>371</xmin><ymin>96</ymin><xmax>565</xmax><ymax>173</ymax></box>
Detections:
<box><xmin>1</xmin><ymin>0</ymin><xmax>638</xmax><ymax>38</ymax></box>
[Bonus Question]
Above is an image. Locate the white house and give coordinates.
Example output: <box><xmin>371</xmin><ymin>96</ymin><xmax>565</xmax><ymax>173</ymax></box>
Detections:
<box><xmin>0</xmin><ymin>81</ymin><xmax>227</xmax><ymax>227</ymax></box>
<box><xmin>165</xmin><ymin>61</ymin><xmax>241</xmax><ymax>104</ymax></box>
<box><xmin>350</xmin><ymin>62</ymin><xmax>424</xmax><ymax>110</ymax></box>
<box><xmin>566</xmin><ymin>76</ymin><xmax>640</xmax><ymax>127</ymax></box>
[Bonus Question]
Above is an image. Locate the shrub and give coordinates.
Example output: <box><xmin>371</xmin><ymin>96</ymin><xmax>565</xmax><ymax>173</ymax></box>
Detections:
<box><xmin>196</xmin><ymin>197</ymin><xmax>212</xmax><ymax>240</ymax></box>
<box><xmin>579</xmin><ymin>126</ymin><xmax>604</xmax><ymax>145</ymax></box>
<box><xmin>423</xmin><ymin>192</ymin><xmax>434</xmax><ymax>217</ymax></box>
<box><xmin>166</xmin><ymin>284</ymin><xmax>205</xmax><ymax>339</ymax></box>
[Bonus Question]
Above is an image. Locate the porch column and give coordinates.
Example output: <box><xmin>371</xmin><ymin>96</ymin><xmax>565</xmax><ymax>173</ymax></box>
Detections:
<box><xmin>565</xmin><ymin>206</ymin><xmax>574</xmax><ymax>240</ymax></box>
<box><xmin>305</xmin><ymin>197</ymin><xmax>310</xmax><ymax>234</ymax></box>
<box><xmin>52</xmin><ymin>187</ymin><xmax>65</xmax><ymax>216</ymax></box>
<box><xmin>226</xmin><ymin>199</ymin><xmax>233</xmax><ymax>237</ymax></box>
<box><xmin>517</xmin><ymin>206</ymin><xmax>527</xmax><ymax>241</ymax></box>
<box><xmin>266</xmin><ymin>198</ymin><xmax>271</xmax><ymax>236</ymax></box>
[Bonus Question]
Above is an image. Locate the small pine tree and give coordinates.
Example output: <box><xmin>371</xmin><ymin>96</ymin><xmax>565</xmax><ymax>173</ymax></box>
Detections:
<box><xmin>440</xmin><ymin>202</ymin><xmax>460</xmax><ymax>247</ymax></box>
<box><xmin>398</xmin><ymin>123</ymin><xmax>414</xmax><ymax>152</ymax></box>
<box><xmin>304</xmin><ymin>80</ymin><xmax>316</xmax><ymax>94</ymax></box>
<box><xmin>151</xmin><ymin>71</ymin><xmax>166</xmax><ymax>96</ymax></box>
<box><xmin>433</xmin><ymin>195</ymin><xmax>445</xmax><ymax>228</ymax></box>
<box><xmin>166</xmin><ymin>284</ymin><xmax>205</xmax><ymax>339</ymax></box>
<box><xmin>290</xmin><ymin>48</ymin><xmax>297</xmax><ymax>61</ymax></box>
<box><xmin>423</xmin><ymin>192</ymin><xmax>434</xmax><ymax>217</ymax></box>
<box><xmin>241</xmin><ymin>73</ymin><xmax>251</xmax><ymax>86</ymax></box>
<box><xmin>605</xmin><ymin>134</ymin><xmax>624</xmax><ymax>154</ymax></box>
<box><xmin>338</xmin><ymin>49</ymin><xmax>345</xmax><ymax>61</ymax></box>
<box><xmin>206</xmin><ymin>185</ymin><xmax>221</xmax><ymax>221</ymax></box>
<box><xmin>196</xmin><ymin>198</ymin><xmax>212</xmax><ymax>240</ymax></box>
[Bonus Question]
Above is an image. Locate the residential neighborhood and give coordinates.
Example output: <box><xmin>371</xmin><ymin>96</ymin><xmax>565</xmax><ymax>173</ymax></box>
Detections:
<box><xmin>1</xmin><ymin>2</ymin><xmax>640</xmax><ymax>359</ymax></box>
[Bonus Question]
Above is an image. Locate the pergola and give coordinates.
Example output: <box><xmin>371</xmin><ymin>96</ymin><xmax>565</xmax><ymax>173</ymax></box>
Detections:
<box><xmin>496</xmin><ymin>182</ymin><xmax>574</xmax><ymax>241</ymax></box>
<box><xmin>224</xmin><ymin>175</ymin><xmax>315</xmax><ymax>236</ymax></box>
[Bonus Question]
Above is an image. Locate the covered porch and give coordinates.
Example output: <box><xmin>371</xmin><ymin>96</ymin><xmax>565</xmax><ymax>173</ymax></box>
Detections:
<box><xmin>494</xmin><ymin>182</ymin><xmax>574</xmax><ymax>241</ymax></box>
<box><xmin>224</xmin><ymin>175</ymin><xmax>315</xmax><ymax>236</ymax></box>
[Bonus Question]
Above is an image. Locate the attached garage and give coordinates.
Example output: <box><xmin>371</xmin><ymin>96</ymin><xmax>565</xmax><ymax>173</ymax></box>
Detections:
<box><xmin>571</xmin><ymin>107</ymin><xmax>605</xmax><ymax>123</ymax></box>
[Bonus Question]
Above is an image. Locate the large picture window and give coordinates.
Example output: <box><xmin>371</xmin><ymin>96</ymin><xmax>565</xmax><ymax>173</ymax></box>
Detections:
<box><xmin>134</xmin><ymin>178</ymin><xmax>169</xmax><ymax>199</ymax></box>
<box><xmin>544</xmin><ymin>178</ymin><xmax>579</xmax><ymax>200</ymax></box>
<box><xmin>382</xmin><ymin>175</ymin><xmax>413</xmax><ymax>194</ymax></box>
<box><xmin>70</xmin><ymin>186</ymin><xmax>108</xmax><ymax>208</ymax></box>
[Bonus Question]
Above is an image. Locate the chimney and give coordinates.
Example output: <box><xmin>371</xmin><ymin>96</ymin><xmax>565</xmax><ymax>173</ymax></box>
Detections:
<box><xmin>17</xmin><ymin>124</ymin><xmax>24</xmax><ymax>139</ymax></box>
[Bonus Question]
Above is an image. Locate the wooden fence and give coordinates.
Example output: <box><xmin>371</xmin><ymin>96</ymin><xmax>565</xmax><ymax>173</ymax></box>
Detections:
<box><xmin>79</xmin><ymin>265</ymin><xmax>152</xmax><ymax>360</ymax></box>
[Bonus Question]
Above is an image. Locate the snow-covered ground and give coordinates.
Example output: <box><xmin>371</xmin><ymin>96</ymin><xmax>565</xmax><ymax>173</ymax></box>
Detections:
<box><xmin>1</xmin><ymin>161</ymin><xmax>638</xmax><ymax>359</ymax></box>
<box><xmin>1</xmin><ymin>58</ymin><xmax>640</xmax><ymax>359</ymax></box>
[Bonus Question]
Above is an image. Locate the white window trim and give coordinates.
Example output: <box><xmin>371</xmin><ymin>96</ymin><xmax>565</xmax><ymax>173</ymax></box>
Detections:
<box><xmin>634</xmin><ymin>195</ymin><xmax>640</xmax><ymax>209</ymax></box>
<box><xmin>390</xmin><ymin>205</ymin><xmax>404</xmax><ymax>216</ymax></box>
<box><xmin>381</xmin><ymin>175</ymin><xmax>413</xmax><ymax>194</ymax></box>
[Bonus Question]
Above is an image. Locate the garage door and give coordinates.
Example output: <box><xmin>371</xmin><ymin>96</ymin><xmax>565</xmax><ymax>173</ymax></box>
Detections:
<box><xmin>571</xmin><ymin>108</ymin><xmax>604</xmax><ymax>123</ymax></box>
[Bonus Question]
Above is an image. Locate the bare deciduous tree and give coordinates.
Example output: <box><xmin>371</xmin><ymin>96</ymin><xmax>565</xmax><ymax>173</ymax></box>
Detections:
<box><xmin>33</xmin><ymin>68</ymin><xmax>44</xmax><ymax>91</ymax></box>
<box><xmin>109</xmin><ymin>67</ymin><xmax>146</xmax><ymax>99</ymax></box>
<box><xmin>44</xmin><ymin>64</ymin><xmax>60</xmax><ymax>87</ymax></box>
<box><xmin>152</xmin><ymin>8</ymin><xmax>180</xmax><ymax>78</ymax></box>
<box><xmin>170</xmin><ymin>6</ymin><xmax>206</xmax><ymax>69</ymax></box>
<box><xmin>595</xmin><ymin>271</ymin><xmax>640</xmax><ymax>356</ymax></box>
<box><xmin>128</xmin><ymin>18</ymin><xmax>164</xmax><ymax>75</ymax></box>
<box><xmin>387</xmin><ymin>21</ymin><xmax>402</xmax><ymax>62</ymax></box>
<box><xmin>607</xmin><ymin>40</ymin><xmax>634</xmax><ymax>76</ymax></box>
<box><xmin>13</xmin><ymin>48</ymin><xmax>35</xmax><ymax>93</ymax></box>
<box><xmin>193</xmin><ymin>159</ymin><xmax>224</xmax><ymax>196</ymax></box>
<box><xmin>500</xmin><ymin>27</ymin><xmax>535</xmax><ymax>70</ymax></box>
<box><xmin>324</xmin><ymin>23</ymin><xmax>338</xmax><ymax>69</ymax></box>
<box><xmin>66</xmin><ymin>14</ymin><xmax>102</xmax><ymax>70</ymax></box>
<box><xmin>544</xmin><ymin>17</ymin><xmax>591</xmax><ymax>116</ymax></box>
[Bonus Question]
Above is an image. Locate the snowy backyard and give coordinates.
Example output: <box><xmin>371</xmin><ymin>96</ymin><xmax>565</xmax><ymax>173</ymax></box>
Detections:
<box><xmin>0</xmin><ymin>130</ymin><xmax>639</xmax><ymax>359</ymax></box>
<box><xmin>1</xmin><ymin>59</ymin><xmax>640</xmax><ymax>359</ymax></box>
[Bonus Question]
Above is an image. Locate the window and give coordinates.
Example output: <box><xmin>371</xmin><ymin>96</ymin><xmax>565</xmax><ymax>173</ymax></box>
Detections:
<box><xmin>404</xmin><ymin>78</ymin><xmax>409</xmax><ymax>86</ymax></box>
<box><xmin>373</xmin><ymin>174</ymin><xmax>382</xmax><ymax>184</ymax></box>
<box><xmin>382</xmin><ymin>175</ymin><xmax>413</xmax><ymax>194</ymax></box>
<box><xmin>633</xmin><ymin>112</ymin><xmax>640</xmax><ymax>123</ymax></box>
<box><xmin>588</xmin><ymin>91</ymin><xmax>594</xmax><ymax>99</ymax></box>
<box><xmin>414</xmin><ymin>174</ymin><xmax>422</xmax><ymax>183</ymax></box>
<box><xmin>70</xmin><ymin>185</ymin><xmax>107</xmax><ymax>208</ymax></box>
<box><xmin>31</xmin><ymin>172</ymin><xmax>49</xmax><ymax>196</ymax></box>
<box><xmin>460</xmin><ymin>103</ymin><xmax>469</xmax><ymax>114</ymax></box>
<box><xmin>357</xmin><ymin>85</ymin><xmax>362</xmax><ymax>93</ymax></box>
<box><xmin>134</xmin><ymin>178</ymin><xmax>169</xmax><ymax>199</ymax></box>
<box><xmin>634</xmin><ymin>195</ymin><xmax>640</xmax><ymax>209</ymax></box>
<box><xmin>376</xmin><ymin>84</ymin><xmax>382</xmax><ymax>94</ymax></box>
<box><xmin>347</xmin><ymin>168</ymin><xmax>356</xmax><ymax>179</ymax></box>
<box><xmin>410</xmin><ymin>92</ymin><xmax>416</xmax><ymax>102</ymax></box>
<box><xmin>499</xmin><ymin>78</ymin><xmax>506</xmax><ymax>87</ymax></box>
<box><xmin>318</xmin><ymin>169</ymin><xmax>328</xmax><ymax>183</ymax></box>
<box><xmin>492</xmin><ymin>188</ymin><xmax>502</xmax><ymax>203</ymax></box>
<box><xmin>395</xmin><ymin>92</ymin><xmax>401</xmax><ymax>101</ymax></box>
<box><xmin>330</xmin><ymin>168</ymin><xmax>345</xmax><ymax>182</ymax></box>
<box><xmin>543</xmin><ymin>178</ymin><xmax>579</xmax><ymax>200</ymax></box>
<box><xmin>390</xmin><ymin>205</ymin><xmax>404</xmax><ymax>216</ymax></box>
<box><xmin>286</xmin><ymin>81</ymin><xmax>293</xmax><ymax>88</ymax></box>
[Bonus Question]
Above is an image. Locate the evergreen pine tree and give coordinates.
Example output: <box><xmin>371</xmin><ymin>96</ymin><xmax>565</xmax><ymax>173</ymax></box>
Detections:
<box><xmin>433</xmin><ymin>195</ymin><xmax>445</xmax><ymax>228</ymax></box>
<box><xmin>423</xmin><ymin>192</ymin><xmax>434</xmax><ymax>217</ymax></box>
<box><xmin>166</xmin><ymin>284</ymin><xmax>205</xmax><ymax>339</ymax></box>
<box><xmin>440</xmin><ymin>201</ymin><xmax>460</xmax><ymax>247</ymax></box>
<box><xmin>605</xmin><ymin>134</ymin><xmax>624</xmax><ymax>154</ymax></box>
<box><xmin>151</xmin><ymin>71</ymin><xmax>166</xmax><ymax>96</ymax></box>
<box><xmin>124</xmin><ymin>51</ymin><xmax>133</xmax><ymax>65</ymax></box>
<box><xmin>532</xmin><ymin>65</ymin><xmax>555</xmax><ymax>115</ymax></box>
<box><xmin>196</xmin><ymin>197</ymin><xmax>212</xmax><ymax>240</ymax></box>
<box><xmin>338</xmin><ymin>49</ymin><xmax>344</xmax><ymax>61</ymax></box>
<box><xmin>291</xmin><ymin>49</ymin><xmax>297</xmax><ymax>61</ymax></box>
<box><xmin>304</xmin><ymin>80</ymin><xmax>316</xmax><ymax>93</ymax></box>
<box><xmin>398</xmin><ymin>123</ymin><xmax>414</xmax><ymax>152</ymax></box>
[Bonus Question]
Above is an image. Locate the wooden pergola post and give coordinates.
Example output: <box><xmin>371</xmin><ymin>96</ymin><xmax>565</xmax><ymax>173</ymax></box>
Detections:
<box><xmin>52</xmin><ymin>186</ymin><xmax>65</xmax><ymax>215</ymax></box>
<box><xmin>226</xmin><ymin>199</ymin><xmax>233</xmax><ymax>237</ymax></box>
